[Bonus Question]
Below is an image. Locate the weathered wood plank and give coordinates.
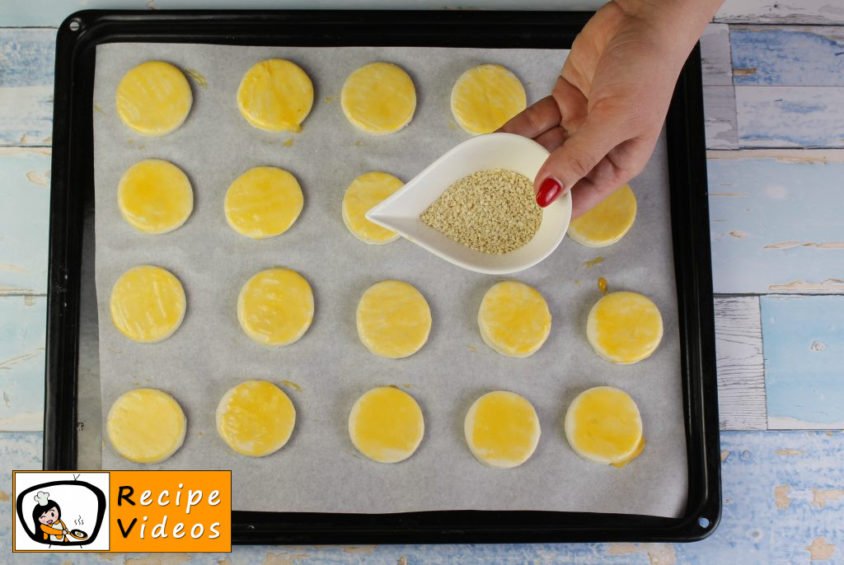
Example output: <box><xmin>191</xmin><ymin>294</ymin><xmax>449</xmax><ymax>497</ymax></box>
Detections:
<box><xmin>0</xmin><ymin>28</ymin><xmax>55</xmax><ymax>147</ymax></box>
<box><xmin>0</xmin><ymin>148</ymin><xmax>51</xmax><ymax>296</ymax></box>
<box><xmin>0</xmin><ymin>28</ymin><xmax>55</xmax><ymax>87</ymax></box>
<box><xmin>708</xmin><ymin>149</ymin><xmax>844</xmax><ymax>162</ymax></box>
<box><xmin>0</xmin><ymin>433</ymin><xmax>41</xmax><ymax>474</ymax></box>
<box><xmin>716</xmin><ymin>0</ymin><xmax>844</xmax><ymax>25</ymax></box>
<box><xmin>0</xmin><ymin>296</ymin><xmax>45</xmax><ymax>431</ymax></box>
<box><xmin>696</xmin><ymin>430</ymin><xmax>844</xmax><ymax>563</ymax></box>
<box><xmin>707</xmin><ymin>150</ymin><xmax>844</xmax><ymax>294</ymax></box>
<box><xmin>0</xmin><ymin>432</ymin><xmax>41</xmax><ymax>555</ymax></box>
<box><xmin>736</xmin><ymin>86</ymin><xmax>844</xmax><ymax>148</ymax></box>
<box><xmin>1</xmin><ymin>0</ymin><xmax>607</xmax><ymax>27</ymax></box>
<box><xmin>715</xmin><ymin>297</ymin><xmax>767</xmax><ymax>430</ymax></box>
<box><xmin>0</xmin><ymin>85</ymin><xmax>53</xmax><ymax>147</ymax></box>
<box><xmin>701</xmin><ymin>23</ymin><xmax>733</xmax><ymax>87</ymax></box>
<box><xmin>732</xmin><ymin>26</ymin><xmax>844</xmax><ymax>86</ymax></box>
<box><xmin>5</xmin><ymin>0</ymin><xmax>843</xmax><ymax>26</ymax></box>
<box><xmin>704</xmin><ymin>86</ymin><xmax>739</xmax><ymax>150</ymax></box>
<box><xmin>700</xmin><ymin>23</ymin><xmax>738</xmax><ymax>150</ymax></box>
<box><xmin>762</xmin><ymin>295</ymin><xmax>844</xmax><ymax>430</ymax></box>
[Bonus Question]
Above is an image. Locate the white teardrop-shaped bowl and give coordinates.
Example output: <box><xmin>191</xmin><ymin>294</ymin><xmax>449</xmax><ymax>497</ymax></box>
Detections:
<box><xmin>366</xmin><ymin>133</ymin><xmax>572</xmax><ymax>275</ymax></box>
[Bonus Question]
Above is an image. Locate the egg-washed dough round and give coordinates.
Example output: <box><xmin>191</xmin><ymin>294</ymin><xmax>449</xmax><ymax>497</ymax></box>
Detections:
<box><xmin>237</xmin><ymin>59</ymin><xmax>314</xmax><ymax>132</ymax></box>
<box><xmin>341</xmin><ymin>62</ymin><xmax>416</xmax><ymax>135</ymax></box>
<box><xmin>356</xmin><ymin>280</ymin><xmax>431</xmax><ymax>359</ymax></box>
<box><xmin>568</xmin><ymin>184</ymin><xmax>637</xmax><ymax>247</ymax></box>
<box><xmin>587</xmin><ymin>291</ymin><xmax>663</xmax><ymax>364</ymax></box>
<box><xmin>342</xmin><ymin>171</ymin><xmax>403</xmax><ymax>244</ymax></box>
<box><xmin>564</xmin><ymin>386</ymin><xmax>644</xmax><ymax>466</ymax></box>
<box><xmin>478</xmin><ymin>281</ymin><xmax>552</xmax><ymax>358</ymax></box>
<box><xmin>116</xmin><ymin>61</ymin><xmax>192</xmax><ymax>136</ymax></box>
<box><xmin>118</xmin><ymin>159</ymin><xmax>193</xmax><ymax>234</ymax></box>
<box><xmin>237</xmin><ymin>268</ymin><xmax>314</xmax><ymax>347</ymax></box>
<box><xmin>107</xmin><ymin>388</ymin><xmax>186</xmax><ymax>464</ymax></box>
<box><xmin>348</xmin><ymin>386</ymin><xmax>424</xmax><ymax>463</ymax></box>
<box><xmin>225</xmin><ymin>167</ymin><xmax>304</xmax><ymax>239</ymax></box>
<box><xmin>464</xmin><ymin>391</ymin><xmax>540</xmax><ymax>468</ymax></box>
<box><xmin>110</xmin><ymin>265</ymin><xmax>186</xmax><ymax>343</ymax></box>
<box><xmin>216</xmin><ymin>380</ymin><xmax>296</xmax><ymax>457</ymax></box>
<box><xmin>451</xmin><ymin>64</ymin><xmax>527</xmax><ymax>135</ymax></box>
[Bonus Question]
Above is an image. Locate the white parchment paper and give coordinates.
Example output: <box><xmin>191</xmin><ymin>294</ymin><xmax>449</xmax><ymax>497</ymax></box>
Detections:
<box><xmin>93</xmin><ymin>43</ymin><xmax>687</xmax><ymax>516</ymax></box>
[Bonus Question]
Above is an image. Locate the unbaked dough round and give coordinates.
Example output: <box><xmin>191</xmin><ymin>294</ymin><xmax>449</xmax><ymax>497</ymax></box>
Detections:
<box><xmin>356</xmin><ymin>280</ymin><xmax>431</xmax><ymax>359</ymax></box>
<box><xmin>564</xmin><ymin>386</ymin><xmax>644</xmax><ymax>466</ymax></box>
<box><xmin>341</xmin><ymin>62</ymin><xmax>416</xmax><ymax>135</ymax></box>
<box><xmin>225</xmin><ymin>167</ymin><xmax>304</xmax><ymax>239</ymax></box>
<box><xmin>237</xmin><ymin>268</ymin><xmax>314</xmax><ymax>347</ymax></box>
<box><xmin>586</xmin><ymin>291</ymin><xmax>663</xmax><ymax>364</ymax></box>
<box><xmin>110</xmin><ymin>265</ymin><xmax>186</xmax><ymax>343</ymax></box>
<box><xmin>478</xmin><ymin>281</ymin><xmax>551</xmax><ymax>358</ymax></box>
<box><xmin>216</xmin><ymin>380</ymin><xmax>296</xmax><ymax>457</ymax></box>
<box><xmin>568</xmin><ymin>184</ymin><xmax>637</xmax><ymax>247</ymax></box>
<box><xmin>116</xmin><ymin>61</ymin><xmax>192</xmax><ymax>136</ymax></box>
<box><xmin>107</xmin><ymin>388</ymin><xmax>186</xmax><ymax>464</ymax></box>
<box><xmin>118</xmin><ymin>159</ymin><xmax>193</xmax><ymax>234</ymax></box>
<box><xmin>342</xmin><ymin>171</ymin><xmax>403</xmax><ymax>244</ymax></box>
<box><xmin>464</xmin><ymin>391</ymin><xmax>540</xmax><ymax>468</ymax></box>
<box><xmin>451</xmin><ymin>64</ymin><xmax>527</xmax><ymax>135</ymax></box>
<box><xmin>348</xmin><ymin>386</ymin><xmax>424</xmax><ymax>463</ymax></box>
<box><xmin>237</xmin><ymin>59</ymin><xmax>314</xmax><ymax>132</ymax></box>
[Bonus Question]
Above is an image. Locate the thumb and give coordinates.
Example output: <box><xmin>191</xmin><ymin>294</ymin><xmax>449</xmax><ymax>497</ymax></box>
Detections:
<box><xmin>534</xmin><ymin>111</ymin><xmax>627</xmax><ymax>207</ymax></box>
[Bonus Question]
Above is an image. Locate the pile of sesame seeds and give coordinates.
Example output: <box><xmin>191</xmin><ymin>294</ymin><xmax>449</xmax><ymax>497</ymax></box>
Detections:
<box><xmin>420</xmin><ymin>168</ymin><xmax>542</xmax><ymax>254</ymax></box>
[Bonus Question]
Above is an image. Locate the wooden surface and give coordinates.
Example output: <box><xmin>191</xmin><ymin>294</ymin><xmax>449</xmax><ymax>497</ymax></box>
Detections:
<box><xmin>763</xmin><ymin>296</ymin><xmax>844</xmax><ymax>430</ymax></box>
<box><xmin>1</xmin><ymin>1</ymin><xmax>843</xmax><ymax>561</ymax></box>
<box><xmin>714</xmin><ymin>297</ymin><xmax>767</xmax><ymax>431</ymax></box>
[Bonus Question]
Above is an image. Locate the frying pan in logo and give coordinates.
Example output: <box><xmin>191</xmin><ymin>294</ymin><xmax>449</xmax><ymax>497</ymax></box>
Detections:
<box><xmin>67</xmin><ymin>529</ymin><xmax>89</xmax><ymax>540</ymax></box>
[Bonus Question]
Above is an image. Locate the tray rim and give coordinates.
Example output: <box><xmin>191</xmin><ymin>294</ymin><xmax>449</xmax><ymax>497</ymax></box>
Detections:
<box><xmin>44</xmin><ymin>8</ymin><xmax>721</xmax><ymax>544</ymax></box>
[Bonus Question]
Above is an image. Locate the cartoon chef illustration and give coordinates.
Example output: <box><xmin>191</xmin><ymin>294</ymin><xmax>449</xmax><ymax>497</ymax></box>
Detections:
<box><xmin>32</xmin><ymin>491</ymin><xmax>70</xmax><ymax>542</ymax></box>
<box><xmin>31</xmin><ymin>490</ymin><xmax>90</xmax><ymax>543</ymax></box>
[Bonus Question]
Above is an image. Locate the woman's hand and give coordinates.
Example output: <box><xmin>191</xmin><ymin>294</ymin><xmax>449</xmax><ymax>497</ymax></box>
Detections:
<box><xmin>500</xmin><ymin>0</ymin><xmax>722</xmax><ymax>216</ymax></box>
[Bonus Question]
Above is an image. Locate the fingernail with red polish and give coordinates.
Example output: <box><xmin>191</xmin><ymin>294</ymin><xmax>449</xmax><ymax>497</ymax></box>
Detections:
<box><xmin>536</xmin><ymin>177</ymin><xmax>563</xmax><ymax>207</ymax></box>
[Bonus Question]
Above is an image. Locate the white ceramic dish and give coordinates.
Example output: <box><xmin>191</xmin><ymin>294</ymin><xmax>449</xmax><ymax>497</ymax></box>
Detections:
<box><xmin>366</xmin><ymin>133</ymin><xmax>572</xmax><ymax>275</ymax></box>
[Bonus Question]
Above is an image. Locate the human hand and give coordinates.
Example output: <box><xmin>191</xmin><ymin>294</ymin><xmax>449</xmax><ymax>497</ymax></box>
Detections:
<box><xmin>500</xmin><ymin>0</ymin><xmax>722</xmax><ymax>216</ymax></box>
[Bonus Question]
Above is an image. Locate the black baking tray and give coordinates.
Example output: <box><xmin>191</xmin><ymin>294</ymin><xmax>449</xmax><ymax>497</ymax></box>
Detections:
<box><xmin>44</xmin><ymin>9</ymin><xmax>720</xmax><ymax>544</ymax></box>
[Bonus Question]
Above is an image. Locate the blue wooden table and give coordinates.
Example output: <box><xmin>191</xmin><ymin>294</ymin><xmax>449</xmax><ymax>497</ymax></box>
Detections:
<box><xmin>2</xmin><ymin>1</ymin><xmax>843</xmax><ymax>562</ymax></box>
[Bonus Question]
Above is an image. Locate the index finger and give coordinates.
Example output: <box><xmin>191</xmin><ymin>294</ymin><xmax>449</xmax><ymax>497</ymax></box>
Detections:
<box><xmin>497</xmin><ymin>95</ymin><xmax>561</xmax><ymax>139</ymax></box>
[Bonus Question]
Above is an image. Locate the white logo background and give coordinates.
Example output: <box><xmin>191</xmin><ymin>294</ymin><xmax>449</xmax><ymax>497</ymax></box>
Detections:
<box><xmin>14</xmin><ymin>472</ymin><xmax>110</xmax><ymax>552</ymax></box>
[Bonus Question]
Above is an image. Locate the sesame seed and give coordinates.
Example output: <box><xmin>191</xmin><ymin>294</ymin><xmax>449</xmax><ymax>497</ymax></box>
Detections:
<box><xmin>420</xmin><ymin>168</ymin><xmax>542</xmax><ymax>254</ymax></box>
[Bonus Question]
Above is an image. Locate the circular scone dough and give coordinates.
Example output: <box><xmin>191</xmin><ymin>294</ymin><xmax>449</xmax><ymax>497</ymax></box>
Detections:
<box><xmin>107</xmin><ymin>388</ymin><xmax>186</xmax><ymax>464</ymax></box>
<box><xmin>451</xmin><ymin>64</ymin><xmax>527</xmax><ymax>135</ymax></box>
<box><xmin>348</xmin><ymin>386</ymin><xmax>424</xmax><ymax>463</ymax></box>
<box><xmin>341</xmin><ymin>62</ymin><xmax>416</xmax><ymax>135</ymax></box>
<box><xmin>342</xmin><ymin>171</ymin><xmax>403</xmax><ymax>244</ymax></box>
<box><xmin>478</xmin><ymin>281</ymin><xmax>552</xmax><ymax>358</ymax></box>
<box><xmin>116</xmin><ymin>61</ymin><xmax>192</xmax><ymax>136</ymax></box>
<box><xmin>237</xmin><ymin>268</ymin><xmax>314</xmax><ymax>346</ymax></box>
<box><xmin>464</xmin><ymin>391</ymin><xmax>540</xmax><ymax>468</ymax></box>
<box><xmin>237</xmin><ymin>59</ymin><xmax>314</xmax><ymax>132</ymax></box>
<box><xmin>225</xmin><ymin>167</ymin><xmax>304</xmax><ymax>239</ymax></box>
<box><xmin>110</xmin><ymin>265</ymin><xmax>186</xmax><ymax>343</ymax></box>
<box><xmin>356</xmin><ymin>280</ymin><xmax>431</xmax><ymax>359</ymax></box>
<box><xmin>568</xmin><ymin>184</ymin><xmax>637</xmax><ymax>247</ymax></box>
<box><xmin>564</xmin><ymin>386</ymin><xmax>644</xmax><ymax>466</ymax></box>
<box><xmin>118</xmin><ymin>159</ymin><xmax>193</xmax><ymax>234</ymax></box>
<box><xmin>586</xmin><ymin>291</ymin><xmax>663</xmax><ymax>364</ymax></box>
<box><xmin>216</xmin><ymin>380</ymin><xmax>296</xmax><ymax>457</ymax></box>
